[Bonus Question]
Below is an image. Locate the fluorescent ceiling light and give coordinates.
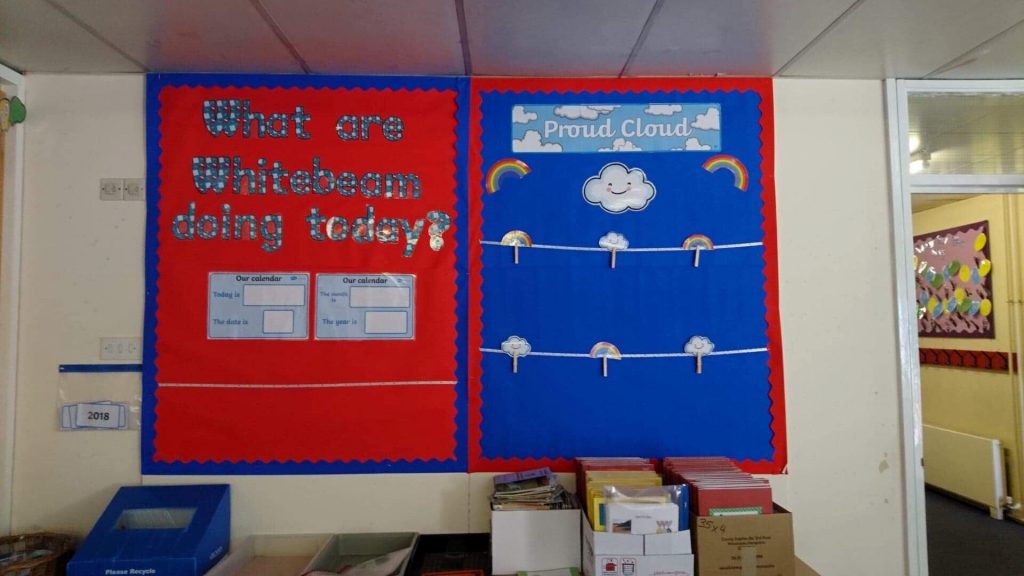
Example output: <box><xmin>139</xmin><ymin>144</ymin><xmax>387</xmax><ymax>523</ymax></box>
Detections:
<box><xmin>908</xmin><ymin>134</ymin><xmax>921</xmax><ymax>154</ymax></box>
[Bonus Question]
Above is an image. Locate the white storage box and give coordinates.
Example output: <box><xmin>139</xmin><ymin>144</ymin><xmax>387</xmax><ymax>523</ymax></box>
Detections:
<box><xmin>491</xmin><ymin>509</ymin><xmax>582</xmax><ymax>574</ymax></box>
<box><xmin>582</xmin><ymin>515</ymin><xmax>693</xmax><ymax>576</ymax></box>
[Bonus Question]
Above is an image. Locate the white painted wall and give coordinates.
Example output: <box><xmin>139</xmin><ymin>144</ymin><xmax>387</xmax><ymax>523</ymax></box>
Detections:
<box><xmin>9</xmin><ymin>75</ymin><xmax>906</xmax><ymax>575</ymax></box>
<box><xmin>773</xmin><ymin>79</ymin><xmax>906</xmax><ymax>573</ymax></box>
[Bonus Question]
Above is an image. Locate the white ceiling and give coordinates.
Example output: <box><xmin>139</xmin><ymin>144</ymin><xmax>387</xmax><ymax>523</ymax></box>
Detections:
<box><xmin>1</xmin><ymin>0</ymin><xmax>1024</xmax><ymax>78</ymax></box>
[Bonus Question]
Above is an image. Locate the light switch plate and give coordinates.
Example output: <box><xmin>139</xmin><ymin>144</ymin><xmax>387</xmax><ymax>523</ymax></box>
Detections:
<box><xmin>124</xmin><ymin>178</ymin><xmax>145</xmax><ymax>201</ymax></box>
<box><xmin>100</xmin><ymin>178</ymin><xmax>124</xmax><ymax>201</ymax></box>
<box><xmin>100</xmin><ymin>337</ymin><xmax>142</xmax><ymax>361</ymax></box>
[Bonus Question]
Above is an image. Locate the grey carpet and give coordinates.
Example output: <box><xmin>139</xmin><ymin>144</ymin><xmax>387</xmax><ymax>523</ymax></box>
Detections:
<box><xmin>927</xmin><ymin>489</ymin><xmax>1024</xmax><ymax>576</ymax></box>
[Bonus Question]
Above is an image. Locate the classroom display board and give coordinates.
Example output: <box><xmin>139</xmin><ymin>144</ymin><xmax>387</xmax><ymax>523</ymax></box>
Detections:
<box><xmin>144</xmin><ymin>74</ymin><xmax>469</xmax><ymax>473</ymax></box>
<box><xmin>144</xmin><ymin>75</ymin><xmax>785</xmax><ymax>474</ymax></box>
<box><xmin>914</xmin><ymin>220</ymin><xmax>994</xmax><ymax>338</ymax></box>
<box><xmin>467</xmin><ymin>78</ymin><xmax>784</xmax><ymax>474</ymax></box>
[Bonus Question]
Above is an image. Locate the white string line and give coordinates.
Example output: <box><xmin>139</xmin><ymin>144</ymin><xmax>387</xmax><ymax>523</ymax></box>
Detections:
<box><xmin>481</xmin><ymin>348</ymin><xmax>767</xmax><ymax>358</ymax></box>
<box><xmin>480</xmin><ymin>240</ymin><xmax>763</xmax><ymax>252</ymax></box>
<box><xmin>159</xmin><ymin>380</ymin><xmax>457</xmax><ymax>389</ymax></box>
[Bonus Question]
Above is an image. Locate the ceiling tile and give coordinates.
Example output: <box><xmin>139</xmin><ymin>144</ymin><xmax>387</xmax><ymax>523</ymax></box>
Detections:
<box><xmin>782</xmin><ymin>0</ymin><xmax>1024</xmax><ymax>78</ymax></box>
<box><xmin>50</xmin><ymin>0</ymin><xmax>304</xmax><ymax>73</ymax></box>
<box><xmin>628</xmin><ymin>0</ymin><xmax>856</xmax><ymax>76</ymax></box>
<box><xmin>464</xmin><ymin>0</ymin><xmax>656</xmax><ymax>76</ymax></box>
<box><xmin>261</xmin><ymin>0</ymin><xmax>464</xmax><ymax>75</ymax></box>
<box><xmin>933</xmin><ymin>20</ymin><xmax>1024</xmax><ymax>79</ymax></box>
<box><xmin>0</xmin><ymin>0</ymin><xmax>141</xmax><ymax>73</ymax></box>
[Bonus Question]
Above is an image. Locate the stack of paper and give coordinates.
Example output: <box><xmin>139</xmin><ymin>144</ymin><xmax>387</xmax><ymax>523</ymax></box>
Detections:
<box><xmin>575</xmin><ymin>458</ymin><xmax>662</xmax><ymax>531</ymax></box>
<box><xmin>491</xmin><ymin>467</ymin><xmax>578</xmax><ymax>510</ymax></box>
<box><xmin>663</xmin><ymin>457</ymin><xmax>773</xmax><ymax>516</ymax></box>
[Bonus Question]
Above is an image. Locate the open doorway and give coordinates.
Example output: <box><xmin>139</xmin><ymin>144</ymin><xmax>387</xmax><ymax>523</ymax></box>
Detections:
<box><xmin>911</xmin><ymin>193</ymin><xmax>1024</xmax><ymax>576</ymax></box>
<box><xmin>889</xmin><ymin>81</ymin><xmax>1024</xmax><ymax>576</ymax></box>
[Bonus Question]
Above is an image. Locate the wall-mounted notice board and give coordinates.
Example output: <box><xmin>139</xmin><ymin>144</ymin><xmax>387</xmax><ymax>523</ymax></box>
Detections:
<box><xmin>467</xmin><ymin>78</ymin><xmax>785</xmax><ymax>474</ymax></box>
<box><xmin>144</xmin><ymin>74</ymin><xmax>785</xmax><ymax>474</ymax></box>
<box><xmin>144</xmin><ymin>74</ymin><xmax>469</xmax><ymax>473</ymax></box>
<box><xmin>914</xmin><ymin>220</ymin><xmax>994</xmax><ymax>339</ymax></box>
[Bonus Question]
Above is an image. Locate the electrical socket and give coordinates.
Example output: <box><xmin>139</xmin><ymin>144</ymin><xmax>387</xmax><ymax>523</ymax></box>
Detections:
<box><xmin>100</xmin><ymin>337</ymin><xmax>142</xmax><ymax>361</ymax></box>
<box><xmin>100</xmin><ymin>178</ymin><xmax>124</xmax><ymax>201</ymax></box>
<box><xmin>124</xmin><ymin>178</ymin><xmax>145</xmax><ymax>201</ymax></box>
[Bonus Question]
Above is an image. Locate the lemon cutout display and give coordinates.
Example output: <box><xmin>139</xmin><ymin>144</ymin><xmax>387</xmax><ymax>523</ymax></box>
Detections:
<box><xmin>979</xmin><ymin>259</ymin><xmax>992</xmax><ymax>277</ymax></box>
<box><xmin>975</xmin><ymin>232</ymin><xmax>988</xmax><ymax>252</ymax></box>
<box><xmin>980</xmin><ymin>299</ymin><xmax>993</xmax><ymax>317</ymax></box>
<box><xmin>959</xmin><ymin>265</ymin><xmax>972</xmax><ymax>283</ymax></box>
<box><xmin>954</xmin><ymin>287</ymin><xmax>966</xmax><ymax>303</ymax></box>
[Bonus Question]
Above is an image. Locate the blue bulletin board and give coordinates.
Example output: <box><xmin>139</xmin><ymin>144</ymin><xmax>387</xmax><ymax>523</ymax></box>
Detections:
<box><xmin>467</xmin><ymin>78</ymin><xmax>785</xmax><ymax>474</ymax></box>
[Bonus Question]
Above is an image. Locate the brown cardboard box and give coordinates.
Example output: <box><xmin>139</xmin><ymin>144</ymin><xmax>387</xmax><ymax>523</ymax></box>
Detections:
<box><xmin>693</xmin><ymin>505</ymin><xmax>794</xmax><ymax>576</ymax></box>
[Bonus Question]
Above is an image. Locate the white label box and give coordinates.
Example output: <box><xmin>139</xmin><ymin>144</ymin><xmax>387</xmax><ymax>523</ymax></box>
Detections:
<box><xmin>350</xmin><ymin>286</ymin><xmax>411</xmax><ymax>308</ymax></box>
<box><xmin>263</xmin><ymin>310</ymin><xmax>295</xmax><ymax>334</ymax></box>
<box><xmin>365</xmin><ymin>311</ymin><xmax>408</xmax><ymax>334</ymax></box>
<box><xmin>244</xmin><ymin>284</ymin><xmax>306</xmax><ymax>306</ymax></box>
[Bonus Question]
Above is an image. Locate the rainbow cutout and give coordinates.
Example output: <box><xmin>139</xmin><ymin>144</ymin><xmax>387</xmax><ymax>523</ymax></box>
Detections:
<box><xmin>589</xmin><ymin>342</ymin><xmax>622</xmax><ymax>360</ymax></box>
<box><xmin>500</xmin><ymin>230</ymin><xmax>532</xmax><ymax>247</ymax></box>
<box><xmin>501</xmin><ymin>230</ymin><xmax>532</xmax><ymax>264</ymax></box>
<box><xmin>683</xmin><ymin>234</ymin><xmax>714</xmax><ymax>251</ymax></box>
<box><xmin>590</xmin><ymin>341</ymin><xmax>621</xmax><ymax>378</ymax></box>
<box><xmin>703</xmin><ymin>154</ymin><xmax>748</xmax><ymax>191</ymax></box>
<box><xmin>683</xmin><ymin>234</ymin><xmax>714</xmax><ymax>267</ymax></box>
<box><xmin>486</xmin><ymin>158</ymin><xmax>531</xmax><ymax>193</ymax></box>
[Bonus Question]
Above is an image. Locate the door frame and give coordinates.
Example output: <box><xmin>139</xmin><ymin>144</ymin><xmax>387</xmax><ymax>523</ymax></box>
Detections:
<box><xmin>0</xmin><ymin>61</ymin><xmax>25</xmax><ymax>535</ymax></box>
<box><xmin>887</xmin><ymin>78</ymin><xmax>1024</xmax><ymax>576</ymax></box>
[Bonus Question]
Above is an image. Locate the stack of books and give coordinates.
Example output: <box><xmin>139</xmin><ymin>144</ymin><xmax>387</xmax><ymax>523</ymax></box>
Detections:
<box><xmin>663</xmin><ymin>457</ymin><xmax>773</xmax><ymax>516</ymax></box>
<box><xmin>575</xmin><ymin>458</ymin><xmax>662</xmax><ymax>531</ymax></box>
<box><xmin>491</xmin><ymin>467</ymin><xmax>579</xmax><ymax>510</ymax></box>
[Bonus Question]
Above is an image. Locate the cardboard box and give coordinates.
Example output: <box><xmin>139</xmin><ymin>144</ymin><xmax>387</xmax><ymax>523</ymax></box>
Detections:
<box><xmin>303</xmin><ymin>533</ymin><xmax>418</xmax><ymax>576</ymax></box>
<box><xmin>491</xmin><ymin>509</ymin><xmax>581</xmax><ymax>574</ymax></box>
<box><xmin>582</xmin><ymin>515</ymin><xmax>693</xmax><ymax>576</ymax></box>
<box><xmin>206</xmin><ymin>534</ymin><xmax>330</xmax><ymax>576</ymax></box>
<box><xmin>68</xmin><ymin>484</ymin><xmax>230</xmax><ymax>576</ymax></box>
<box><xmin>693</xmin><ymin>505</ymin><xmax>794</xmax><ymax>576</ymax></box>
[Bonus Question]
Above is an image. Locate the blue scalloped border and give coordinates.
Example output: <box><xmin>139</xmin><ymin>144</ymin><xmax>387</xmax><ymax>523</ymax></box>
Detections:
<box><xmin>142</xmin><ymin>73</ymin><xmax>469</xmax><ymax>474</ymax></box>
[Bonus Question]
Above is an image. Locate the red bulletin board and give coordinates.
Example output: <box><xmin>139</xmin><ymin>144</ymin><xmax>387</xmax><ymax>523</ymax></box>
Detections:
<box><xmin>144</xmin><ymin>75</ymin><xmax>469</xmax><ymax>473</ymax></box>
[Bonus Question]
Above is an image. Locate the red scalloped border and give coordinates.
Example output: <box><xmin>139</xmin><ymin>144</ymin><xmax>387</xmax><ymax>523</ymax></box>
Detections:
<box><xmin>467</xmin><ymin>77</ymin><xmax>786</xmax><ymax>474</ymax></box>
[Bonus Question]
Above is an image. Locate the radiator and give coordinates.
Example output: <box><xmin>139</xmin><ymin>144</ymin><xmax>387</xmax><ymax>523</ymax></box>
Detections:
<box><xmin>924</xmin><ymin>424</ymin><xmax>1007</xmax><ymax>519</ymax></box>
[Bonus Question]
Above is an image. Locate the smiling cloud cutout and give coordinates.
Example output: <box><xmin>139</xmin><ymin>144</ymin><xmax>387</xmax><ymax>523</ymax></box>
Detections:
<box><xmin>501</xmin><ymin>336</ymin><xmax>532</xmax><ymax>358</ymax></box>
<box><xmin>583</xmin><ymin>163</ymin><xmax>656</xmax><ymax>214</ymax></box>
